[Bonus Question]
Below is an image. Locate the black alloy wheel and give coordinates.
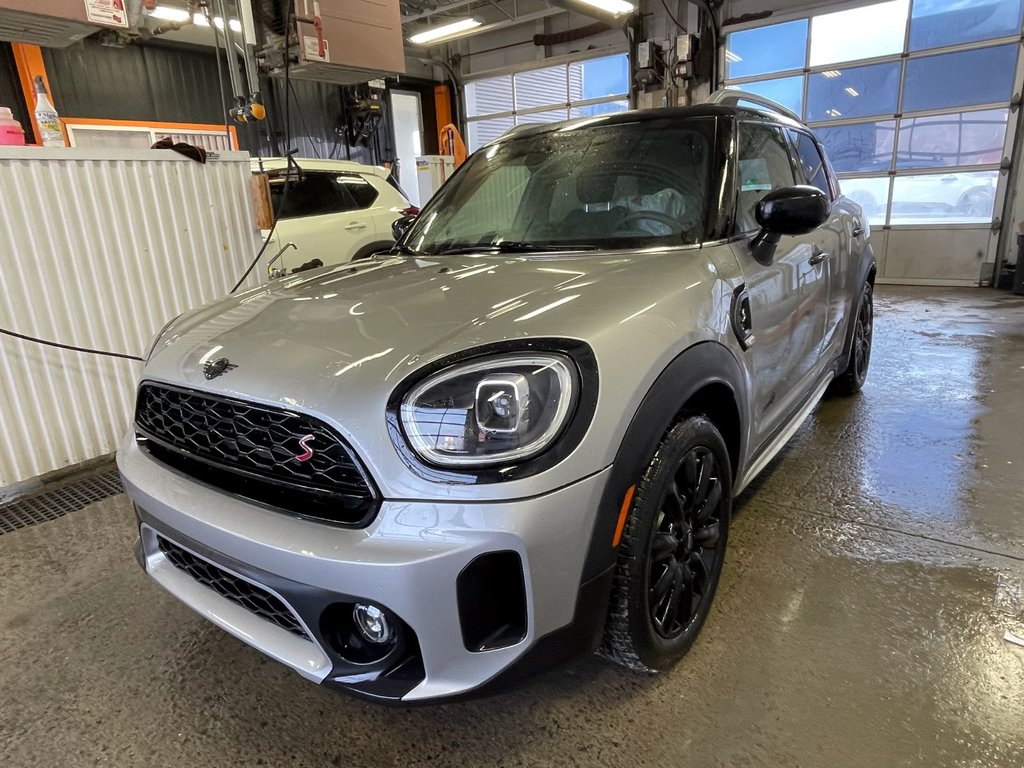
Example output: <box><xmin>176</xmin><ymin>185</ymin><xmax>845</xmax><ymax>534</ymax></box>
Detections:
<box><xmin>832</xmin><ymin>281</ymin><xmax>873</xmax><ymax>395</ymax></box>
<box><xmin>648</xmin><ymin>446</ymin><xmax>725</xmax><ymax>640</ymax></box>
<box><xmin>602</xmin><ymin>416</ymin><xmax>732</xmax><ymax>672</ymax></box>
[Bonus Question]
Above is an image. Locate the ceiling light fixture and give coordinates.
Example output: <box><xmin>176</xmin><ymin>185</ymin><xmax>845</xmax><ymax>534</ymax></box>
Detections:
<box><xmin>147</xmin><ymin>6</ymin><xmax>191</xmax><ymax>23</ymax></box>
<box><xmin>408</xmin><ymin>18</ymin><xmax>482</xmax><ymax>45</ymax></box>
<box><xmin>573</xmin><ymin>0</ymin><xmax>637</xmax><ymax>15</ymax></box>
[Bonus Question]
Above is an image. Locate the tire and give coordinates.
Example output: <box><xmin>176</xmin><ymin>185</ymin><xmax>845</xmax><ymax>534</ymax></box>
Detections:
<box><xmin>957</xmin><ymin>186</ymin><xmax>994</xmax><ymax>219</ymax></box>
<box><xmin>601</xmin><ymin>416</ymin><xmax>732</xmax><ymax>673</ymax></box>
<box><xmin>831</xmin><ymin>281</ymin><xmax>873</xmax><ymax>396</ymax></box>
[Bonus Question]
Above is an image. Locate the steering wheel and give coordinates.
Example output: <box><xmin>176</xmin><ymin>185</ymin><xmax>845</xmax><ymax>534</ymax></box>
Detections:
<box><xmin>621</xmin><ymin>209</ymin><xmax>680</xmax><ymax>233</ymax></box>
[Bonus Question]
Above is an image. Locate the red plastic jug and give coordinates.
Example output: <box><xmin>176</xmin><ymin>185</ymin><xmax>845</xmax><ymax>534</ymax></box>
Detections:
<box><xmin>0</xmin><ymin>107</ymin><xmax>25</xmax><ymax>146</ymax></box>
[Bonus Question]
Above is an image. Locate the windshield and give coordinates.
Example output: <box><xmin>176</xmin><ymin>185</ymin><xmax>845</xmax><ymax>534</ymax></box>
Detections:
<box><xmin>403</xmin><ymin>117</ymin><xmax>715</xmax><ymax>254</ymax></box>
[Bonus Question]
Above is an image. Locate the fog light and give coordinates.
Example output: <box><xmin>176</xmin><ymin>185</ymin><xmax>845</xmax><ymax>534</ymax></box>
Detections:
<box><xmin>353</xmin><ymin>603</ymin><xmax>393</xmax><ymax>645</ymax></box>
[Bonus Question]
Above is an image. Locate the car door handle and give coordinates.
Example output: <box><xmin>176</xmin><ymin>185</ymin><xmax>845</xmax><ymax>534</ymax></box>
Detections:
<box><xmin>852</xmin><ymin>226</ymin><xmax>864</xmax><ymax>238</ymax></box>
<box><xmin>809</xmin><ymin>249</ymin><xmax>830</xmax><ymax>266</ymax></box>
<box><xmin>344</xmin><ymin>222</ymin><xmax>367</xmax><ymax>231</ymax></box>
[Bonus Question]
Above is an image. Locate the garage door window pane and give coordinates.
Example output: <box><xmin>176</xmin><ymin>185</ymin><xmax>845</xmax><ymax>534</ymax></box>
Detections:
<box><xmin>910</xmin><ymin>0</ymin><xmax>1024</xmax><ymax>51</ymax></box>
<box><xmin>896</xmin><ymin>109</ymin><xmax>1008</xmax><ymax>169</ymax></box>
<box><xmin>515</xmin><ymin>66</ymin><xmax>568</xmax><ymax>110</ymax></box>
<box><xmin>807</xmin><ymin>62</ymin><xmax>901</xmax><ymax>122</ymax></box>
<box><xmin>570</xmin><ymin>101</ymin><xmax>629</xmax><ymax>118</ymax></box>
<box><xmin>815</xmin><ymin>121</ymin><xmax>896</xmax><ymax>173</ymax></box>
<box><xmin>902</xmin><ymin>45</ymin><xmax>1018</xmax><ymax>112</ymax></box>
<box><xmin>465</xmin><ymin>76</ymin><xmax>513</xmax><ymax>117</ymax></box>
<box><xmin>467</xmin><ymin>118</ymin><xmax>515</xmax><ymax>152</ymax></box>
<box><xmin>842</xmin><ymin>176</ymin><xmax>891</xmax><ymax>224</ymax></box>
<box><xmin>728</xmin><ymin>77</ymin><xmax>804</xmax><ymax>119</ymax></box>
<box><xmin>725</xmin><ymin>20</ymin><xmax>808</xmax><ymax>79</ymax></box>
<box><xmin>890</xmin><ymin>170</ymin><xmax>997</xmax><ymax>224</ymax></box>
<box><xmin>809</xmin><ymin>0</ymin><xmax>909</xmax><ymax>67</ymax></box>
<box><xmin>569</xmin><ymin>54</ymin><xmax>628</xmax><ymax>101</ymax></box>
<box><xmin>517</xmin><ymin>109</ymin><xmax>569</xmax><ymax>124</ymax></box>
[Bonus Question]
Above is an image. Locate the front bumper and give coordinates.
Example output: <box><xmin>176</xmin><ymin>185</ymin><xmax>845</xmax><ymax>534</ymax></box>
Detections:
<box><xmin>118</xmin><ymin>437</ymin><xmax>611</xmax><ymax>702</ymax></box>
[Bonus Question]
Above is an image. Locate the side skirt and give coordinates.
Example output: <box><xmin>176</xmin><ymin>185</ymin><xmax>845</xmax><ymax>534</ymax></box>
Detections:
<box><xmin>734</xmin><ymin>371</ymin><xmax>834</xmax><ymax>495</ymax></box>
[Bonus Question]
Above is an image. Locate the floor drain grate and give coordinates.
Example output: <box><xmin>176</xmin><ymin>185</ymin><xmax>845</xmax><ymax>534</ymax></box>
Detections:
<box><xmin>0</xmin><ymin>468</ymin><xmax>124</xmax><ymax>535</ymax></box>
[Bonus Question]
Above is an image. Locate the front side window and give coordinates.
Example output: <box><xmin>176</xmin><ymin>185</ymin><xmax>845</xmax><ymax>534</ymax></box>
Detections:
<box><xmin>735</xmin><ymin>122</ymin><xmax>798</xmax><ymax>233</ymax></box>
<box><xmin>404</xmin><ymin>118</ymin><xmax>714</xmax><ymax>253</ymax></box>
<box><xmin>789</xmin><ymin>130</ymin><xmax>831</xmax><ymax>196</ymax></box>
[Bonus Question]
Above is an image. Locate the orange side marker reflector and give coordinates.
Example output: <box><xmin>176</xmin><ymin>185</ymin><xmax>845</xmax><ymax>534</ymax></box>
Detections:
<box><xmin>612</xmin><ymin>485</ymin><xmax>636</xmax><ymax>548</ymax></box>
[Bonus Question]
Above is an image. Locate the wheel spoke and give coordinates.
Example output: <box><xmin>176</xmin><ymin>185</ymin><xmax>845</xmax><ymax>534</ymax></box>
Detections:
<box><xmin>650</xmin><ymin>564</ymin><xmax>674</xmax><ymax>605</ymax></box>
<box><xmin>687</xmin><ymin>552</ymin><xmax>710</xmax><ymax>595</ymax></box>
<box><xmin>682</xmin><ymin>450</ymin><xmax>699</xmax><ymax>488</ymax></box>
<box><xmin>651</xmin><ymin>532</ymin><xmax>678</xmax><ymax>561</ymax></box>
<box><xmin>695</xmin><ymin>479</ymin><xmax>722</xmax><ymax>523</ymax></box>
<box><xmin>664</xmin><ymin>480</ymin><xmax>686</xmax><ymax>523</ymax></box>
<box><xmin>692</xmin><ymin>451</ymin><xmax>714</xmax><ymax>508</ymax></box>
<box><xmin>693</xmin><ymin>521</ymin><xmax>720</xmax><ymax>548</ymax></box>
<box><xmin>666</xmin><ymin>568</ymin><xmax>691</xmax><ymax>627</ymax></box>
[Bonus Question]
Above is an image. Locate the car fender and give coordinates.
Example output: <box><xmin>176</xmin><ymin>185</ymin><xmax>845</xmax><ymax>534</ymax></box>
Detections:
<box><xmin>580</xmin><ymin>340</ymin><xmax>749</xmax><ymax>587</ymax></box>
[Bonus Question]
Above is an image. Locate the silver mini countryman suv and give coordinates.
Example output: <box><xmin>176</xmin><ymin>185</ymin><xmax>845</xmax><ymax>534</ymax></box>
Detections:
<box><xmin>119</xmin><ymin>91</ymin><xmax>875</xmax><ymax>703</ymax></box>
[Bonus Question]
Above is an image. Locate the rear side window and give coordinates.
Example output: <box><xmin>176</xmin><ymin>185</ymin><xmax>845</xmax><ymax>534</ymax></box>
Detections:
<box><xmin>736</xmin><ymin>122</ymin><xmax>798</xmax><ymax>233</ymax></box>
<box><xmin>268</xmin><ymin>172</ymin><xmax>358</xmax><ymax>220</ymax></box>
<box><xmin>788</xmin><ymin>130</ymin><xmax>831</xmax><ymax>196</ymax></box>
<box><xmin>340</xmin><ymin>174</ymin><xmax>380</xmax><ymax>208</ymax></box>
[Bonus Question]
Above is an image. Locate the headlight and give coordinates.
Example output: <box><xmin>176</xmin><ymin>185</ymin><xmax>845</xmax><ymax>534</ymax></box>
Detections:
<box><xmin>399</xmin><ymin>353</ymin><xmax>578</xmax><ymax>467</ymax></box>
<box><xmin>144</xmin><ymin>314</ymin><xmax>181</xmax><ymax>362</ymax></box>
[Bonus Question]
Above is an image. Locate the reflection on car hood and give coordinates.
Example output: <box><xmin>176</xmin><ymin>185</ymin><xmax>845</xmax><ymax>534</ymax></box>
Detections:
<box><xmin>146</xmin><ymin>252</ymin><xmax>703</xmax><ymax>404</ymax></box>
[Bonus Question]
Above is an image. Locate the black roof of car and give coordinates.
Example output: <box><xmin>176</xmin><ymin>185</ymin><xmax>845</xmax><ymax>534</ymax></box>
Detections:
<box><xmin>497</xmin><ymin>103</ymin><xmax>806</xmax><ymax>144</ymax></box>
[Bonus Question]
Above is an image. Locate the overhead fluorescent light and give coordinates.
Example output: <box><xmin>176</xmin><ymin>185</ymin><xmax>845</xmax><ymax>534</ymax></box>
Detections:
<box><xmin>725</xmin><ymin>50</ymin><xmax>742</xmax><ymax>63</ymax></box>
<box><xmin>574</xmin><ymin>0</ymin><xmax>637</xmax><ymax>16</ymax></box>
<box><xmin>822</xmin><ymin>70</ymin><xmax>842</xmax><ymax>78</ymax></box>
<box><xmin>408</xmin><ymin>18</ymin><xmax>482</xmax><ymax>45</ymax></box>
<box><xmin>844</xmin><ymin>87</ymin><xmax>859</xmax><ymax>97</ymax></box>
<box><xmin>148</xmin><ymin>6</ymin><xmax>191</xmax><ymax>23</ymax></box>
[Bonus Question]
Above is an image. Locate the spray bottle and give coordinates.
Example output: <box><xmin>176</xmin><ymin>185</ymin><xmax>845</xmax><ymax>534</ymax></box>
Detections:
<box><xmin>33</xmin><ymin>76</ymin><xmax>63</xmax><ymax>147</ymax></box>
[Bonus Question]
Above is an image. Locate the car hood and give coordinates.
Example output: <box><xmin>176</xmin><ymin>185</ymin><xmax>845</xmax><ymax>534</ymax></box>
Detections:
<box><xmin>143</xmin><ymin>250</ymin><xmax>726</xmax><ymax>498</ymax></box>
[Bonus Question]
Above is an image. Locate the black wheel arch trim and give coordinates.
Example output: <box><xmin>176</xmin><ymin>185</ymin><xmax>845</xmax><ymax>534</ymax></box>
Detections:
<box><xmin>579</xmin><ymin>341</ymin><xmax>748</xmax><ymax>589</ymax></box>
<box><xmin>838</xmin><ymin>247</ymin><xmax>877</xmax><ymax>375</ymax></box>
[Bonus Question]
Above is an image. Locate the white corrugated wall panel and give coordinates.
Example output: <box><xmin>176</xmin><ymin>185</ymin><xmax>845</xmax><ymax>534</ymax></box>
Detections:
<box><xmin>0</xmin><ymin>148</ymin><xmax>261</xmax><ymax>489</ymax></box>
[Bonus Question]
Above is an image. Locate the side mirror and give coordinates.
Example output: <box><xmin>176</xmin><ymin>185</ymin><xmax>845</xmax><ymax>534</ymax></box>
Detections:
<box><xmin>392</xmin><ymin>214</ymin><xmax>417</xmax><ymax>242</ymax></box>
<box><xmin>750</xmin><ymin>185</ymin><xmax>831</xmax><ymax>264</ymax></box>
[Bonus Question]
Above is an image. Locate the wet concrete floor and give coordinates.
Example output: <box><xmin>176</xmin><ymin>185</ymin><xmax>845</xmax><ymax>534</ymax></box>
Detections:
<box><xmin>1</xmin><ymin>286</ymin><xmax>1023</xmax><ymax>767</ymax></box>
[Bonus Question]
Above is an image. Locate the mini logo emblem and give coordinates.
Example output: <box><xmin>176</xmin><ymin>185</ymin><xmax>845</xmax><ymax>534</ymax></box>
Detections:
<box><xmin>203</xmin><ymin>357</ymin><xmax>237</xmax><ymax>380</ymax></box>
<box><xmin>296</xmin><ymin>434</ymin><xmax>315</xmax><ymax>462</ymax></box>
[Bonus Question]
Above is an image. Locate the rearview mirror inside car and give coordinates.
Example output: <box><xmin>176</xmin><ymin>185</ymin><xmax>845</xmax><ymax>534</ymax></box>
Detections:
<box><xmin>751</xmin><ymin>185</ymin><xmax>831</xmax><ymax>265</ymax></box>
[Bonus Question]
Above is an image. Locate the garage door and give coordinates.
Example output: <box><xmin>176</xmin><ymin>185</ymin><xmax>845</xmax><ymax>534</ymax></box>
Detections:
<box><xmin>724</xmin><ymin>0</ymin><xmax>1024</xmax><ymax>285</ymax></box>
<box><xmin>463</xmin><ymin>52</ymin><xmax>629</xmax><ymax>152</ymax></box>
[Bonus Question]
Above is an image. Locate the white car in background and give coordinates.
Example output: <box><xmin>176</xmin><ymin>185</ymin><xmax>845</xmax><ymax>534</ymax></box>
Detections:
<box><xmin>253</xmin><ymin>158</ymin><xmax>417</xmax><ymax>276</ymax></box>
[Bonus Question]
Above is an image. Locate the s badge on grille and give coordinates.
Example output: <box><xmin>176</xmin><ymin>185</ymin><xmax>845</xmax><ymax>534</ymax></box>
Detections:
<box><xmin>296</xmin><ymin>434</ymin><xmax>315</xmax><ymax>462</ymax></box>
<box><xmin>203</xmin><ymin>357</ymin><xmax>237</xmax><ymax>380</ymax></box>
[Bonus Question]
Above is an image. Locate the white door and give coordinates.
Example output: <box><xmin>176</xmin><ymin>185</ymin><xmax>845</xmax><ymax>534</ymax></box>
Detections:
<box><xmin>391</xmin><ymin>91</ymin><xmax>424</xmax><ymax>207</ymax></box>
<box><xmin>268</xmin><ymin>171</ymin><xmax>377</xmax><ymax>271</ymax></box>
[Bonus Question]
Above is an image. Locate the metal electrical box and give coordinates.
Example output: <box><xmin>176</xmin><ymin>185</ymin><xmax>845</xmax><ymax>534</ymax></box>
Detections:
<box><xmin>416</xmin><ymin>155</ymin><xmax>454</xmax><ymax>205</ymax></box>
<box><xmin>287</xmin><ymin>0</ymin><xmax>405</xmax><ymax>85</ymax></box>
<box><xmin>0</xmin><ymin>0</ymin><xmax>116</xmax><ymax>47</ymax></box>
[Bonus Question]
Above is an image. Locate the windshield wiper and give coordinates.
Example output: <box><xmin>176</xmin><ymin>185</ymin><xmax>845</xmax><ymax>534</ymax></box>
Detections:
<box><xmin>390</xmin><ymin>243</ymin><xmax>422</xmax><ymax>255</ymax></box>
<box><xmin>435</xmin><ymin>241</ymin><xmax>597</xmax><ymax>255</ymax></box>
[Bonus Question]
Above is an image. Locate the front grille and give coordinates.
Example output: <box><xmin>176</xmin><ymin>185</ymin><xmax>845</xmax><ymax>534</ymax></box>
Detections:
<box><xmin>135</xmin><ymin>383</ymin><xmax>378</xmax><ymax>526</ymax></box>
<box><xmin>157</xmin><ymin>535</ymin><xmax>310</xmax><ymax>640</ymax></box>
